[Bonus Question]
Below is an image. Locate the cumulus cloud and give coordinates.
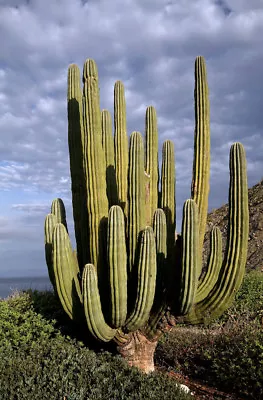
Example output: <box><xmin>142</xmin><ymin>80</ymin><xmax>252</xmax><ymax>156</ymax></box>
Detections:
<box><xmin>0</xmin><ymin>0</ymin><xmax>262</xmax><ymax>276</ymax></box>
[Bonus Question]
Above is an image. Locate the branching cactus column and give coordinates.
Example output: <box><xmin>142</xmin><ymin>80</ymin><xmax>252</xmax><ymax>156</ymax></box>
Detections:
<box><xmin>44</xmin><ymin>56</ymin><xmax>249</xmax><ymax>374</ymax></box>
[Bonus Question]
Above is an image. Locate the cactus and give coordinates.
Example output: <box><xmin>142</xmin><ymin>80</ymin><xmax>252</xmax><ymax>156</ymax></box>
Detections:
<box><xmin>44</xmin><ymin>56</ymin><xmax>248</xmax><ymax>373</ymax></box>
<box><xmin>145</xmin><ymin>106</ymin><xmax>159</xmax><ymax>225</ymax></box>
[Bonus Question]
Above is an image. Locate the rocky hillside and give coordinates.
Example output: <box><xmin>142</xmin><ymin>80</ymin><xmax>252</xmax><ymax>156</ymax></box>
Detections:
<box><xmin>203</xmin><ymin>179</ymin><xmax>263</xmax><ymax>271</ymax></box>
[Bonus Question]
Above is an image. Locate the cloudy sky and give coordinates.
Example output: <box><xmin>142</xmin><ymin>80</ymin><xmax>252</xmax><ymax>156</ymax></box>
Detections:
<box><xmin>0</xmin><ymin>0</ymin><xmax>262</xmax><ymax>278</ymax></box>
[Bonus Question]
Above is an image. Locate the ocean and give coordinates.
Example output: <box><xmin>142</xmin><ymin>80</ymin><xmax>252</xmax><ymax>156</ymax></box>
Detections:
<box><xmin>0</xmin><ymin>276</ymin><xmax>53</xmax><ymax>299</ymax></box>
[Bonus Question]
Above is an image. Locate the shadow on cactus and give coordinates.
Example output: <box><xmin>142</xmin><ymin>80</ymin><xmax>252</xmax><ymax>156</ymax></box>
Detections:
<box><xmin>44</xmin><ymin>56</ymin><xmax>249</xmax><ymax>373</ymax></box>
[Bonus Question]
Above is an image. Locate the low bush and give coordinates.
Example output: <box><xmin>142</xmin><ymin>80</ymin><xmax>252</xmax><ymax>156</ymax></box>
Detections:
<box><xmin>156</xmin><ymin>271</ymin><xmax>263</xmax><ymax>399</ymax></box>
<box><xmin>0</xmin><ymin>291</ymin><xmax>191</xmax><ymax>400</ymax></box>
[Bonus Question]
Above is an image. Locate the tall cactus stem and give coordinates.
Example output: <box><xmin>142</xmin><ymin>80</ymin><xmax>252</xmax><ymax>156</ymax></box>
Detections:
<box><xmin>127</xmin><ymin>131</ymin><xmax>146</xmax><ymax>273</ymax></box>
<box><xmin>82</xmin><ymin>264</ymin><xmax>116</xmax><ymax>341</ymax></box>
<box><xmin>196</xmin><ymin>227</ymin><xmax>222</xmax><ymax>303</ymax></box>
<box><xmin>52</xmin><ymin>223</ymin><xmax>83</xmax><ymax>320</ymax></box>
<box><xmin>44</xmin><ymin>213</ymin><xmax>57</xmax><ymax>287</ymax></box>
<box><xmin>186</xmin><ymin>143</ymin><xmax>249</xmax><ymax>323</ymax></box>
<box><xmin>145</xmin><ymin>106</ymin><xmax>159</xmax><ymax>225</ymax></box>
<box><xmin>114</xmin><ymin>81</ymin><xmax>128</xmax><ymax>215</ymax></box>
<box><xmin>191</xmin><ymin>56</ymin><xmax>210</xmax><ymax>268</ymax></box>
<box><xmin>51</xmin><ymin>198</ymin><xmax>68</xmax><ymax>232</ymax></box>
<box><xmin>68</xmin><ymin>63</ymin><xmax>88</xmax><ymax>269</ymax></box>
<box><xmin>107</xmin><ymin>205</ymin><xmax>128</xmax><ymax>328</ymax></box>
<box><xmin>125</xmin><ymin>226</ymin><xmax>157</xmax><ymax>332</ymax></box>
<box><xmin>177</xmin><ymin>199</ymin><xmax>199</xmax><ymax>315</ymax></box>
<box><xmin>161</xmin><ymin>140</ymin><xmax>175</xmax><ymax>259</ymax></box>
<box><xmin>82</xmin><ymin>59</ymin><xmax>108</xmax><ymax>273</ymax></box>
<box><xmin>101</xmin><ymin>109</ymin><xmax>118</xmax><ymax>207</ymax></box>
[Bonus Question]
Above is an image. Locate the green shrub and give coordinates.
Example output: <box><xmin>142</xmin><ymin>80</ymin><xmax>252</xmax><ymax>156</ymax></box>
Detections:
<box><xmin>156</xmin><ymin>271</ymin><xmax>263</xmax><ymax>399</ymax></box>
<box><xmin>0</xmin><ymin>291</ymin><xmax>191</xmax><ymax>400</ymax></box>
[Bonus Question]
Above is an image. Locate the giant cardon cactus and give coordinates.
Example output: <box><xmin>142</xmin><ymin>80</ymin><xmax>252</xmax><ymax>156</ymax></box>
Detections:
<box><xmin>44</xmin><ymin>56</ymin><xmax>249</xmax><ymax>373</ymax></box>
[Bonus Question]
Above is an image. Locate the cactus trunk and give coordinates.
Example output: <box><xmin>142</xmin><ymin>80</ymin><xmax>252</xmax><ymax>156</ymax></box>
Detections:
<box><xmin>116</xmin><ymin>331</ymin><xmax>158</xmax><ymax>373</ymax></box>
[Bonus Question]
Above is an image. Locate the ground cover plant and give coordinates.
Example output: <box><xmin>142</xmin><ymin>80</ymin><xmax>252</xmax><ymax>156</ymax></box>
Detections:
<box><xmin>0</xmin><ymin>291</ymin><xmax>192</xmax><ymax>400</ymax></box>
<box><xmin>156</xmin><ymin>271</ymin><xmax>263</xmax><ymax>399</ymax></box>
<box><xmin>44</xmin><ymin>55</ymin><xmax>249</xmax><ymax>373</ymax></box>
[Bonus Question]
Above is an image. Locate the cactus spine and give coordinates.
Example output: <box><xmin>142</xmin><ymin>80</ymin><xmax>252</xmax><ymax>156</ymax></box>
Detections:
<box><xmin>44</xmin><ymin>56</ymin><xmax>249</xmax><ymax>374</ymax></box>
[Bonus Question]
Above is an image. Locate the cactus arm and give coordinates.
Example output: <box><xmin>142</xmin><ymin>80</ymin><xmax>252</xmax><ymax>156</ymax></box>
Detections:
<box><xmin>101</xmin><ymin>109</ymin><xmax>118</xmax><ymax>208</ymax></box>
<box><xmin>82</xmin><ymin>59</ymin><xmax>108</xmax><ymax>271</ymax></box>
<box><xmin>44</xmin><ymin>213</ymin><xmax>57</xmax><ymax>287</ymax></box>
<box><xmin>51</xmin><ymin>198</ymin><xmax>68</xmax><ymax>232</ymax></box>
<box><xmin>191</xmin><ymin>56</ymin><xmax>210</xmax><ymax>266</ymax></box>
<box><xmin>127</xmin><ymin>131</ymin><xmax>146</xmax><ymax>273</ymax></box>
<box><xmin>144</xmin><ymin>209</ymin><xmax>167</xmax><ymax>338</ymax></box>
<box><xmin>145</xmin><ymin>106</ymin><xmax>159</xmax><ymax>225</ymax></box>
<box><xmin>195</xmin><ymin>227</ymin><xmax>222</xmax><ymax>303</ymax></box>
<box><xmin>114</xmin><ymin>81</ymin><xmax>128</xmax><ymax>214</ymax></box>
<box><xmin>125</xmin><ymin>227</ymin><xmax>157</xmax><ymax>332</ymax></box>
<box><xmin>107</xmin><ymin>205</ymin><xmax>128</xmax><ymax>328</ymax></box>
<box><xmin>186</xmin><ymin>143</ymin><xmax>248</xmax><ymax>323</ymax></box>
<box><xmin>82</xmin><ymin>264</ymin><xmax>116</xmax><ymax>342</ymax></box>
<box><xmin>67</xmin><ymin>63</ymin><xmax>88</xmax><ymax>269</ymax></box>
<box><xmin>161</xmin><ymin>140</ymin><xmax>175</xmax><ymax>259</ymax></box>
<box><xmin>175</xmin><ymin>199</ymin><xmax>199</xmax><ymax>315</ymax></box>
<box><xmin>52</xmin><ymin>223</ymin><xmax>83</xmax><ymax>320</ymax></box>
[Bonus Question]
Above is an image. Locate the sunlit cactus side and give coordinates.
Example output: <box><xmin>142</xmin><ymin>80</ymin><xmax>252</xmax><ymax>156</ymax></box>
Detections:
<box><xmin>196</xmin><ymin>226</ymin><xmax>222</xmax><ymax>303</ymax></box>
<box><xmin>44</xmin><ymin>213</ymin><xmax>57</xmax><ymax>287</ymax></box>
<box><xmin>127</xmin><ymin>131</ymin><xmax>146</xmax><ymax>273</ymax></box>
<box><xmin>82</xmin><ymin>59</ymin><xmax>108</xmax><ymax>279</ymax></box>
<box><xmin>145</xmin><ymin>106</ymin><xmax>159</xmax><ymax>226</ymax></box>
<box><xmin>191</xmin><ymin>56</ymin><xmax>210</xmax><ymax>269</ymax></box>
<box><xmin>114</xmin><ymin>81</ymin><xmax>128</xmax><ymax>215</ymax></box>
<box><xmin>107</xmin><ymin>205</ymin><xmax>127</xmax><ymax>328</ymax></box>
<box><xmin>161</xmin><ymin>140</ymin><xmax>175</xmax><ymax>259</ymax></box>
<box><xmin>176</xmin><ymin>199</ymin><xmax>199</xmax><ymax>315</ymax></box>
<box><xmin>44</xmin><ymin>55</ymin><xmax>249</xmax><ymax>374</ymax></box>
<box><xmin>52</xmin><ymin>223</ymin><xmax>83</xmax><ymax>320</ymax></box>
<box><xmin>186</xmin><ymin>142</ymin><xmax>249</xmax><ymax>323</ymax></box>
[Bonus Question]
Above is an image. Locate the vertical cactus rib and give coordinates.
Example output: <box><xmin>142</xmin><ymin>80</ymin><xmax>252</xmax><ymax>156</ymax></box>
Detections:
<box><xmin>127</xmin><ymin>131</ymin><xmax>146</xmax><ymax>273</ymax></box>
<box><xmin>114</xmin><ymin>81</ymin><xmax>128</xmax><ymax>214</ymax></box>
<box><xmin>82</xmin><ymin>59</ymin><xmax>108</xmax><ymax>271</ymax></box>
<box><xmin>145</xmin><ymin>106</ymin><xmax>159</xmax><ymax>225</ymax></box>
<box><xmin>186</xmin><ymin>143</ymin><xmax>248</xmax><ymax>323</ymax></box>
<box><xmin>52</xmin><ymin>223</ymin><xmax>82</xmax><ymax>320</ymax></box>
<box><xmin>44</xmin><ymin>213</ymin><xmax>57</xmax><ymax>287</ymax></box>
<box><xmin>195</xmin><ymin>227</ymin><xmax>222</xmax><ymax>303</ymax></box>
<box><xmin>101</xmin><ymin>109</ymin><xmax>118</xmax><ymax>207</ymax></box>
<box><xmin>191</xmin><ymin>56</ymin><xmax>210</xmax><ymax>265</ymax></box>
<box><xmin>177</xmin><ymin>199</ymin><xmax>199</xmax><ymax>315</ymax></box>
<box><xmin>144</xmin><ymin>209</ymin><xmax>167</xmax><ymax>338</ymax></box>
<box><xmin>107</xmin><ymin>205</ymin><xmax>128</xmax><ymax>328</ymax></box>
<box><xmin>68</xmin><ymin>63</ymin><xmax>88</xmax><ymax>269</ymax></box>
<box><xmin>82</xmin><ymin>264</ymin><xmax>116</xmax><ymax>341</ymax></box>
<box><xmin>51</xmin><ymin>198</ymin><xmax>68</xmax><ymax>232</ymax></box>
<box><xmin>125</xmin><ymin>227</ymin><xmax>157</xmax><ymax>332</ymax></box>
<box><xmin>161</xmin><ymin>140</ymin><xmax>175</xmax><ymax>258</ymax></box>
